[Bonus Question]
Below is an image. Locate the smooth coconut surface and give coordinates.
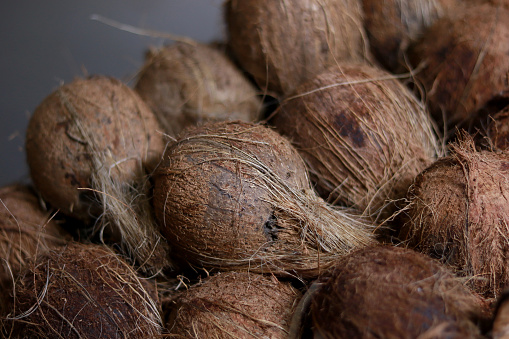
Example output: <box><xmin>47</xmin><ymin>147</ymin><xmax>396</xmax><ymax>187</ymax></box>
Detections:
<box><xmin>164</xmin><ymin>271</ymin><xmax>300</xmax><ymax>338</ymax></box>
<box><xmin>225</xmin><ymin>0</ymin><xmax>371</xmax><ymax>96</ymax></box>
<box><xmin>492</xmin><ymin>290</ymin><xmax>509</xmax><ymax>338</ymax></box>
<box><xmin>1</xmin><ymin>242</ymin><xmax>162</xmax><ymax>338</ymax></box>
<box><xmin>400</xmin><ymin>135</ymin><xmax>509</xmax><ymax>298</ymax></box>
<box><xmin>408</xmin><ymin>3</ymin><xmax>509</xmax><ymax>133</ymax></box>
<box><xmin>135</xmin><ymin>41</ymin><xmax>262</xmax><ymax>137</ymax></box>
<box><xmin>303</xmin><ymin>246</ymin><xmax>484</xmax><ymax>338</ymax></box>
<box><xmin>362</xmin><ymin>0</ymin><xmax>459</xmax><ymax>72</ymax></box>
<box><xmin>154</xmin><ymin>121</ymin><xmax>375</xmax><ymax>278</ymax></box>
<box><xmin>25</xmin><ymin>75</ymin><xmax>169</xmax><ymax>273</ymax></box>
<box><xmin>271</xmin><ymin>63</ymin><xmax>441</xmax><ymax>221</ymax></box>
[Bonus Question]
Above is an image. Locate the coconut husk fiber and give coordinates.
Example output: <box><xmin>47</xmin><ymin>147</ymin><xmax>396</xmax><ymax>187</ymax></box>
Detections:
<box><xmin>362</xmin><ymin>0</ymin><xmax>460</xmax><ymax>73</ymax></box>
<box><xmin>400</xmin><ymin>133</ymin><xmax>509</xmax><ymax>298</ymax></box>
<box><xmin>135</xmin><ymin>41</ymin><xmax>263</xmax><ymax>137</ymax></box>
<box><xmin>153</xmin><ymin>121</ymin><xmax>376</xmax><ymax>279</ymax></box>
<box><xmin>487</xmin><ymin>105</ymin><xmax>509</xmax><ymax>150</ymax></box>
<box><xmin>224</xmin><ymin>0</ymin><xmax>371</xmax><ymax>97</ymax></box>
<box><xmin>300</xmin><ymin>245</ymin><xmax>485</xmax><ymax>338</ymax></box>
<box><xmin>1</xmin><ymin>242</ymin><xmax>162</xmax><ymax>338</ymax></box>
<box><xmin>271</xmin><ymin>62</ymin><xmax>441</xmax><ymax>223</ymax></box>
<box><xmin>164</xmin><ymin>271</ymin><xmax>300</xmax><ymax>338</ymax></box>
<box><xmin>407</xmin><ymin>3</ymin><xmax>509</xmax><ymax>135</ymax></box>
<box><xmin>25</xmin><ymin>75</ymin><xmax>169</xmax><ymax>274</ymax></box>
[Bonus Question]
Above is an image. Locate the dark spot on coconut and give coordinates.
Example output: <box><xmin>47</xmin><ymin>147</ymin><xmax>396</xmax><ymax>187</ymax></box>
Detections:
<box><xmin>333</xmin><ymin>112</ymin><xmax>365</xmax><ymax>147</ymax></box>
<box><xmin>55</xmin><ymin>119</ymin><xmax>70</xmax><ymax>132</ymax></box>
<box><xmin>263</xmin><ymin>211</ymin><xmax>281</xmax><ymax>241</ymax></box>
<box><xmin>65</xmin><ymin>172</ymin><xmax>81</xmax><ymax>187</ymax></box>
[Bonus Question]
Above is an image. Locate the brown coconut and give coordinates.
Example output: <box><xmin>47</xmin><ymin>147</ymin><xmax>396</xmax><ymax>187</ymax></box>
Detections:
<box><xmin>299</xmin><ymin>245</ymin><xmax>484</xmax><ymax>338</ymax></box>
<box><xmin>362</xmin><ymin>0</ymin><xmax>459</xmax><ymax>73</ymax></box>
<box><xmin>164</xmin><ymin>271</ymin><xmax>300</xmax><ymax>338</ymax></box>
<box><xmin>407</xmin><ymin>3</ymin><xmax>509</xmax><ymax>133</ymax></box>
<box><xmin>271</xmin><ymin>62</ymin><xmax>441</xmax><ymax>222</ymax></box>
<box><xmin>153</xmin><ymin>121</ymin><xmax>376</xmax><ymax>278</ymax></box>
<box><xmin>492</xmin><ymin>290</ymin><xmax>509</xmax><ymax>338</ymax></box>
<box><xmin>25</xmin><ymin>75</ymin><xmax>169</xmax><ymax>273</ymax></box>
<box><xmin>224</xmin><ymin>0</ymin><xmax>371</xmax><ymax>97</ymax></box>
<box><xmin>135</xmin><ymin>41</ymin><xmax>262</xmax><ymax>137</ymax></box>
<box><xmin>487</xmin><ymin>105</ymin><xmax>509</xmax><ymax>150</ymax></box>
<box><xmin>400</xmin><ymin>134</ymin><xmax>509</xmax><ymax>298</ymax></box>
<box><xmin>1</xmin><ymin>242</ymin><xmax>162</xmax><ymax>338</ymax></box>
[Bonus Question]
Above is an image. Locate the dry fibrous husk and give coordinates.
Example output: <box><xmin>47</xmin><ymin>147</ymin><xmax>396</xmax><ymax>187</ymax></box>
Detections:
<box><xmin>271</xmin><ymin>62</ymin><xmax>441</xmax><ymax>222</ymax></box>
<box><xmin>400</xmin><ymin>134</ymin><xmax>509</xmax><ymax>298</ymax></box>
<box><xmin>164</xmin><ymin>271</ymin><xmax>300</xmax><ymax>338</ymax></box>
<box><xmin>407</xmin><ymin>3</ymin><xmax>509</xmax><ymax>134</ymax></box>
<box><xmin>487</xmin><ymin>106</ymin><xmax>509</xmax><ymax>150</ymax></box>
<box><xmin>299</xmin><ymin>245</ymin><xmax>484</xmax><ymax>338</ymax></box>
<box><xmin>135</xmin><ymin>41</ymin><xmax>263</xmax><ymax>137</ymax></box>
<box><xmin>362</xmin><ymin>0</ymin><xmax>459</xmax><ymax>73</ymax></box>
<box><xmin>153</xmin><ymin>121</ymin><xmax>376</xmax><ymax>278</ymax></box>
<box><xmin>224</xmin><ymin>0</ymin><xmax>371</xmax><ymax>96</ymax></box>
<box><xmin>1</xmin><ymin>242</ymin><xmax>162</xmax><ymax>338</ymax></box>
<box><xmin>25</xmin><ymin>75</ymin><xmax>169</xmax><ymax>273</ymax></box>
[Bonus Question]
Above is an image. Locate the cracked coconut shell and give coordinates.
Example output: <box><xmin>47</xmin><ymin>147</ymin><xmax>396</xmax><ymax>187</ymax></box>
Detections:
<box><xmin>135</xmin><ymin>41</ymin><xmax>262</xmax><ymax>137</ymax></box>
<box><xmin>225</xmin><ymin>0</ymin><xmax>371</xmax><ymax>96</ymax></box>
<box><xmin>400</xmin><ymin>135</ymin><xmax>509</xmax><ymax>298</ymax></box>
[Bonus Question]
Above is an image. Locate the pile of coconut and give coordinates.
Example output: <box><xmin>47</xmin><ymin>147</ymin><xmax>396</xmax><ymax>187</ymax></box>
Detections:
<box><xmin>2</xmin><ymin>0</ymin><xmax>509</xmax><ymax>337</ymax></box>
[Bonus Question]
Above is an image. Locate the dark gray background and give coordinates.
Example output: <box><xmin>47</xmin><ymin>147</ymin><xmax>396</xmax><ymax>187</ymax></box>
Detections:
<box><xmin>0</xmin><ymin>0</ymin><xmax>224</xmax><ymax>187</ymax></box>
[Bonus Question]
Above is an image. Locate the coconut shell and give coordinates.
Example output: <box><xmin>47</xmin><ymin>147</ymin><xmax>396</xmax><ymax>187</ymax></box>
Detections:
<box><xmin>303</xmin><ymin>245</ymin><xmax>484</xmax><ymax>338</ymax></box>
<box><xmin>400</xmin><ymin>135</ymin><xmax>509</xmax><ymax>298</ymax></box>
<box><xmin>135</xmin><ymin>41</ymin><xmax>262</xmax><ymax>137</ymax></box>
<box><xmin>271</xmin><ymin>62</ymin><xmax>440</xmax><ymax>221</ymax></box>
<box><xmin>407</xmin><ymin>3</ymin><xmax>509</xmax><ymax>133</ymax></box>
<box><xmin>362</xmin><ymin>0</ymin><xmax>459</xmax><ymax>73</ymax></box>
<box><xmin>224</xmin><ymin>0</ymin><xmax>371</xmax><ymax>96</ymax></box>
<box><xmin>153</xmin><ymin>121</ymin><xmax>375</xmax><ymax>278</ymax></box>
<box><xmin>2</xmin><ymin>242</ymin><xmax>162</xmax><ymax>338</ymax></box>
<box><xmin>164</xmin><ymin>271</ymin><xmax>300</xmax><ymax>338</ymax></box>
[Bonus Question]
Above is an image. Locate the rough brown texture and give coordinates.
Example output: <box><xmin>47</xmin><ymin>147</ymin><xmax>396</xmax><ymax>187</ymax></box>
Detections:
<box><xmin>400</xmin><ymin>135</ymin><xmax>509</xmax><ymax>298</ymax></box>
<box><xmin>305</xmin><ymin>246</ymin><xmax>484</xmax><ymax>338</ymax></box>
<box><xmin>154</xmin><ymin>121</ymin><xmax>375</xmax><ymax>278</ymax></box>
<box><xmin>362</xmin><ymin>0</ymin><xmax>459</xmax><ymax>73</ymax></box>
<box><xmin>135</xmin><ymin>41</ymin><xmax>262</xmax><ymax>137</ymax></box>
<box><xmin>225</xmin><ymin>0</ymin><xmax>371</xmax><ymax>97</ymax></box>
<box><xmin>25</xmin><ymin>75</ymin><xmax>169</xmax><ymax>273</ymax></box>
<box><xmin>487</xmin><ymin>106</ymin><xmax>509</xmax><ymax>150</ymax></box>
<box><xmin>492</xmin><ymin>290</ymin><xmax>509</xmax><ymax>338</ymax></box>
<box><xmin>1</xmin><ymin>242</ymin><xmax>162</xmax><ymax>338</ymax></box>
<box><xmin>408</xmin><ymin>3</ymin><xmax>509</xmax><ymax>133</ymax></box>
<box><xmin>271</xmin><ymin>63</ymin><xmax>440</xmax><ymax>221</ymax></box>
<box><xmin>164</xmin><ymin>271</ymin><xmax>300</xmax><ymax>338</ymax></box>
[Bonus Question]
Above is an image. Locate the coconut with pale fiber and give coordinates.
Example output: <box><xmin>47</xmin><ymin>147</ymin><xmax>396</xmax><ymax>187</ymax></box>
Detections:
<box><xmin>25</xmin><ymin>75</ymin><xmax>168</xmax><ymax>273</ymax></box>
<box><xmin>225</xmin><ymin>0</ymin><xmax>371</xmax><ymax>96</ymax></box>
<box><xmin>271</xmin><ymin>62</ymin><xmax>440</xmax><ymax>221</ymax></box>
<box><xmin>153</xmin><ymin>121</ymin><xmax>375</xmax><ymax>278</ymax></box>
<box><xmin>135</xmin><ymin>41</ymin><xmax>262</xmax><ymax>137</ymax></box>
<box><xmin>164</xmin><ymin>271</ymin><xmax>300</xmax><ymax>338</ymax></box>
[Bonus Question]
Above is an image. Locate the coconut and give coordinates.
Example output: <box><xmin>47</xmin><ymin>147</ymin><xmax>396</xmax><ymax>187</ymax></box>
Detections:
<box><xmin>1</xmin><ymin>242</ymin><xmax>162</xmax><ymax>338</ymax></box>
<box><xmin>492</xmin><ymin>289</ymin><xmax>509</xmax><ymax>338</ymax></box>
<box><xmin>135</xmin><ymin>41</ymin><xmax>263</xmax><ymax>137</ymax></box>
<box><xmin>487</xmin><ymin>105</ymin><xmax>509</xmax><ymax>150</ymax></box>
<box><xmin>407</xmin><ymin>3</ymin><xmax>509</xmax><ymax>134</ymax></box>
<box><xmin>153</xmin><ymin>121</ymin><xmax>376</xmax><ymax>278</ymax></box>
<box><xmin>164</xmin><ymin>271</ymin><xmax>300</xmax><ymax>338</ymax></box>
<box><xmin>25</xmin><ymin>75</ymin><xmax>169</xmax><ymax>273</ymax></box>
<box><xmin>271</xmin><ymin>62</ymin><xmax>441</xmax><ymax>222</ymax></box>
<box><xmin>400</xmin><ymin>134</ymin><xmax>509</xmax><ymax>298</ymax></box>
<box><xmin>224</xmin><ymin>0</ymin><xmax>371</xmax><ymax>97</ymax></box>
<box><xmin>295</xmin><ymin>245</ymin><xmax>484</xmax><ymax>338</ymax></box>
<box><xmin>362</xmin><ymin>0</ymin><xmax>459</xmax><ymax>73</ymax></box>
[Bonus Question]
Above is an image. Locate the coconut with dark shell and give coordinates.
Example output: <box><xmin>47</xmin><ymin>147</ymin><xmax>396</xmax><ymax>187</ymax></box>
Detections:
<box><xmin>224</xmin><ymin>0</ymin><xmax>371</xmax><ymax>97</ymax></box>
<box><xmin>153</xmin><ymin>121</ymin><xmax>376</xmax><ymax>278</ymax></box>
<box><xmin>362</xmin><ymin>0</ymin><xmax>459</xmax><ymax>73</ymax></box>
<box><xmin>400</xmin><ymin>134</ymin><xmax>509</xmax><ymax>298</ymax></box>
<box><xmin>135</xmin><ymin>41</ymin><xmax>262</xmax><ymax>137</ymax></box>
<box><xmin>1</xmin><ymin>242</ymin><xmax>162</xmax><ymax>338</ymax></box>
<box><xmin>294</xmin><ymin>245</ymin><xmax>485</xmax><ymax>338</ymax></box>
<box><xmin>164</xmin><ymin>271</ymin><xmax>300</xmax><ymax>338</ymax></box>
<box><xmin>271</xmin><ymin>62</ymin><xmax>441</xmax><ymax>222</ymax></box>
<box><xmin>25</xmin><ymin>75</ymin><xmax>169</xmax><ymax>273</ymax></box>
<box><xmin>407</xmin><ymin>3</ymin><xmax>509</xmax><ymax>134</ymax></box>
